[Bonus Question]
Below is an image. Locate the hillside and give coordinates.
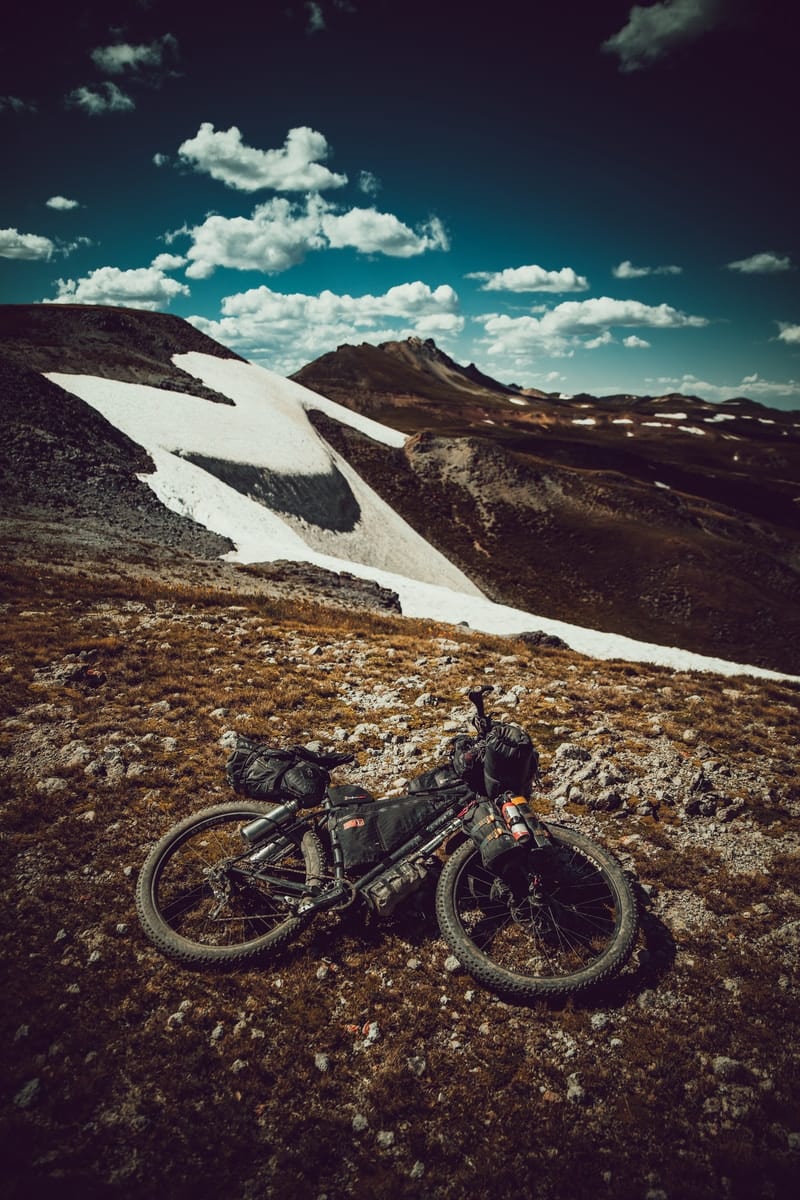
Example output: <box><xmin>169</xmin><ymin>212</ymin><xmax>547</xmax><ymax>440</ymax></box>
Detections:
<box><xmin>2</xmin><ymin>305</ymin><xmax>799</xmax><ymax>673</ymax></box>
<box><xmin>1</xmin><ymin>561</ymin><xmax>798</xmax><ymax>1200</ymax></box>
<box><xmin>1</xmin><ymin>305</ymin><xmax>799</xmax><ymax>1198</ymax></box>
<box><xmin>295</xmin><ymin>338</ymin><xmax>800</xmax><ymax>674</ymax></box>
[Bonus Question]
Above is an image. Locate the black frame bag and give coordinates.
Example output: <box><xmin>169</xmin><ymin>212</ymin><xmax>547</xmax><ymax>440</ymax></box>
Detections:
<box><xmin>330</xmin><ymin>793</ymin><xmax>440</xmax><ymax>871</ymax></box>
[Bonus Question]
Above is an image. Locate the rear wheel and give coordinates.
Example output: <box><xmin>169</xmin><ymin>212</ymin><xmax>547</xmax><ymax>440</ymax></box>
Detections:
<box><xmin>136</xmin><ymin>802</ymin><xmax>325</xmax><ymax>965</ymax></box>
<box><xmin>435</xmin><ymin>823</ymin><xmax>638</xmax><ymax>999</ymax></box>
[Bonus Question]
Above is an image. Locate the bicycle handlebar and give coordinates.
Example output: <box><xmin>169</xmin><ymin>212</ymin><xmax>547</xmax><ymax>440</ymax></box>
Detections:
<box><xmin>468</xmin><ymin>684</ymin><xmax>494</xmax><ymax>735</ymax></box>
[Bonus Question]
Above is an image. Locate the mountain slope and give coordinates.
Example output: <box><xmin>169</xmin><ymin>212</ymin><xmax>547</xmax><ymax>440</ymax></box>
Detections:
<box><xmin>2</xmin><ymin>305</ymin><xmax>798</xmax><ymax>676</ymax></box>
<box><xmin>295</xmin><ymin>338</ymin><xmax>800</xmax><ymax>674</ymax></box>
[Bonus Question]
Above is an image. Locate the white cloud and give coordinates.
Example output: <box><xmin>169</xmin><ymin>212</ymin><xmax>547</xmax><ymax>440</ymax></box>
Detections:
<box><xmin>777</xmin><ymin>323</ymin><xmax>800</xmax><ymax>345</ymax></box>
<box><xmin>59</xmin><ymin>236</ymin><xmax>93</xmax><ymax>255</ymax></box>
<box><xmin>477</xmin><ymin>296</ymin><xmax>707</xmax><ymax>362</ymax></box>
<box><xmin>46</xmin><ymin>196</ymin><xmax>79</xmax><ymax>211</ymax></box>
<box><xmin>0</xmin><ymin>95</ymin><xmax>37</xmax><ymax>113</ymax></box>
<box><xmin>151</xmin><ymin>252</ymin><xmax>187</xmax><ymax>271</ymax></box>
<box><xmin>177</xmin><ymin>124</ymin><xmax>347</xmax><ymax>192</ymax></box>
<box><xmin>654</xmin><ymin>371</ymin><xmax>800</xmax><ymax>401</ymax></box>
<box><xmin>0</xmin><ymin>227</ymin><xmax>55</xmax><ymax>260</ymax></box>
<box><xmin>180</xmin><ymin>195</ymin><xmax>448</xmax><ymax>279</ymax></box>
<box><xmin>357</xmin><ymin>170</ymin><xmax>381</xmax><ymax>197</ymax></box>
<box><xmin>65</xmin><ymin>82</ymin><xmax>135</xmax><ymax>115</ymax></box>
<box><xmin>90</xmin><ymin>34</ymin><xmax>178</xmax><ymax>75</ymax></box>
<box><xmin>188</xmin><ymin>281</ymin><xmax>462</xmax><ymax>374</ymax></box>
<box><xmin>153</xmin><ymin>152</ymin><xmax>170</xmax><ymax>167</ymax></box>
<box><xmin>602</xmin><ymin>0</ymin><xmax>725</xmax><ymax>72</ymax></box>
<box><xmin>305</xmin><ymin>2</ymin><xmax>326</xmax><ymax>33</ymax></box>
<box><xmin>586</xmin><ymin>331</ymin><xmax>615</xmax><ymax>349</ymax></box>
<box><xmin>613</xmin><ymin>260</ymin><xmax>682</xmax><ymax>278</ymax></box>
<box><xmin>183</xmin><ymin>197</ymin><xmax>328</xmax><ymax>279</ymax></box>
<box><xmin>726</xmin><ymin>251</ymin><xmax>793</xmax><ymax>275</ymax></box>
<box><xmin>45</xmin><ymin>265</ymin><xmax>190</xmax><ymax>310</ymax></box>
<box><xmin>321</xmin><ymin>208</ymin><xmax>449</xmax><ymax>257</ymax></box>
<box><xmin>467</xmin><ymin>264</ymin><xmax>589</xmax><ymax>293</ymax></box>
<box><xmin>624</xmin><ymin>335</ymin><xmax>651</xmax><ymax>348</ymax></box>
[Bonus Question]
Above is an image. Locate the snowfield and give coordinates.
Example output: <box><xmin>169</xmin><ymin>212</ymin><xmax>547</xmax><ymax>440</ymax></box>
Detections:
<box><xmin>47</xmin><ymin>354</ymin><xmax>799</xmax><ymax>683</ymax></box>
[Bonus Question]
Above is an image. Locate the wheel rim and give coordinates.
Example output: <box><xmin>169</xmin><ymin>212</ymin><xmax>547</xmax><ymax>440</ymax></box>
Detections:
<box><xmin>149</xmin><ymin>810</ymin><xmax>308</xmax><ymax>949</ymax></box>
<box><xmin>452</xmin><ymin>838</ymin><xmax>625</xmax><ymax>983</ymax></box>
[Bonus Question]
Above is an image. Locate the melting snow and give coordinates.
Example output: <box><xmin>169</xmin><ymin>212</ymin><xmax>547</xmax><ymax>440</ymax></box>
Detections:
<box><xmin>571</xmin><ymin>417</ymin><xmax>597</xmax><ymax>426</ymax></box>
<box><xmin>658</xmin><ymin>412</ymin><xmax>688</xmax><ymax>420</ymax></box>
<box><xmin>678</xmin><ymin>426</ymin><xmax>706</xmax><ymax>436</ymax></box>
<box><xmin>612</xmin><ymin>418</ymin><xmax>633</xmax><ymax>425</ymax></box>
<box><xmin>45</xmin><ymin>355</ymin><xmax>798</xmax><ymax>683</ymax></box>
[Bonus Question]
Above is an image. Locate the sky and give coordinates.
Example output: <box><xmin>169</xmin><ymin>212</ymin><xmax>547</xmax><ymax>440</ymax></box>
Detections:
<box><xmin>48</xmin><ymin>350</ymin><xmax>799</xmax><ymax>680</ymax></box>
<box><xmin>2</xmin><ymin>0</ymin><xmax>799</xmax><ymax>408</ymax></box>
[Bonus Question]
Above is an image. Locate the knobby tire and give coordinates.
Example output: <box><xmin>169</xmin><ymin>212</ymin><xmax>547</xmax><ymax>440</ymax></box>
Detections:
<box><xmin>435</xmin><ymin>823</ymin><xmax>638</xmax><ymax>1000</ymax></box>
<box><xmin>135</xmin><ymin>801</ymin><xmax>325</xmax><ymax>966</ymax></box>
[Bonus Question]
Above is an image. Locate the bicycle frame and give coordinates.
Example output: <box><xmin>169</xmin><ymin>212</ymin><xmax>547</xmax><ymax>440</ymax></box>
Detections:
<box><xmin>240</xmin><ymin>786</ymin><xmax>476</xmax><ymax>916</ymax></box>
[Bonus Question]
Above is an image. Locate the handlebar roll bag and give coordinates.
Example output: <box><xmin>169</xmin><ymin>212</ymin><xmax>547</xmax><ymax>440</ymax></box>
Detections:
<box><xmin>226</xmin><ymin>736</ymin><xmax>328</xmax><ymax>806</ymax></box>
<box><xmin>483</xmin><ymin>723</ymin><xmax>536</xmax><ymax>801</ymax></box>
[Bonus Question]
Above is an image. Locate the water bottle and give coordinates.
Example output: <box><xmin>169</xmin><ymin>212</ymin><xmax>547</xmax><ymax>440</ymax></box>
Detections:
<box><xmin>501</xmin><ymin>795</ymin><xmax>532</xmax><ymax>843</ymax></box>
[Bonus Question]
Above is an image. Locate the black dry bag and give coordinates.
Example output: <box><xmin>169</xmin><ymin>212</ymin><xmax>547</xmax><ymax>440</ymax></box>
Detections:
<box><xmin>483</xmin><ymin>723</ymin><xmax>536</xmax><ymax>801</ymax></box>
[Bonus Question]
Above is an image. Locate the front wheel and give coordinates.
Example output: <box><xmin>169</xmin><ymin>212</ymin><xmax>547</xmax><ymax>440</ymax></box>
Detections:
<box><xmin>435</xmin><ymin>823</ymin><xmax>638</xmax><ymax>1000</ymax></box>
<box><xmin>136</xmin><ymin>802</ymin><xmax>325</xmax><ymax>966</ymax></box>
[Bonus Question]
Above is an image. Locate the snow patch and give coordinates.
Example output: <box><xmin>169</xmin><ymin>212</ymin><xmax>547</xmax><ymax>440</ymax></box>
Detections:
<box><xmin>43</xmin><ymin>356</ymin><xmax>799</xmax><ymax>684</ymax></box>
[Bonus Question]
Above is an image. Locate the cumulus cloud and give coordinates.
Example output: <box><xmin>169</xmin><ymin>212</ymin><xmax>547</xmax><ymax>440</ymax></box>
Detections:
<box><xmin>476</xmin><ymin>296</ymin><xmax>707</xmax><ymax>361</ymax></box>
<box><xmin>151</xmin><ymin>252</ymin><xmax>187</xmax><ymax>271</ymax></box>
<box><xmin>602</xmin><ymin>0</ymin><xmax>725</xmax><ymax>71</ymax></box>
<box><xmin>90</xmin><ymin>34</ymin><xmax>178</xmax><ymax>76</ymax></box>
<box><xmin>586</xmin><ymin>331</ymin><xmax>615</xmax><ymax>349</ymax></box>
<box><xmin>177</xmin><ymin>124</ymin><xmax>347</xmax><ymax>192</ymax></box>
<box><xmin>46</xmin><ymin>196</ymin><xmax>79</xmax><ymax>211</ymax></box>
<box><xmin>613</xmin><ymin>259</ymin><xmax>682</xmax><ymax>278</ymax></box>
<box><xmin>321</xmin><ymin>209</ymin><xmax>449</xmax><ymax>257</ymax></box>
<box><xmin>467</xmin><ymin>264</ymin><xmax>589</xmax><ymax>293</ymax></box>
<box><xmin>180</xmin><ymin>195</ymin><xmax>448</xmax><ymax>279</ymax></box>
<box><xmin>726</xmin><ymin>251</ymin><xmax>793</xmax><ymax>274</ymax></box>
<box><xmin>188</xmin><ymin>281</ymin><xmax>462</xmax><ymax>374</ymax></box>
<box><xmin>777</xmin><ymin>323</ymin><xmax>800</xmax><ymax>345</ymax></box>
<box><xmin>65</xmin><ymin>82</ymin><xmax>135</xmax><ymax>115</ymax></box>
<box><xmin>0</xmin><ymin>228</ymin><xmax>55</xmax><ymax>260</ymax></box>
<box><xmin>183</xmin><ymin>198</ymin><xmax>328</xmax><ymax>279</ymax></box>
<box><xmin>45</xmin><ymin>264</ymin><xmax>190</xmax><ymax>310</ymax></box>
<box><xmin>624</xmin><ymin>335</ymin><xmax>651</xmax><ymax>348</ymax></box>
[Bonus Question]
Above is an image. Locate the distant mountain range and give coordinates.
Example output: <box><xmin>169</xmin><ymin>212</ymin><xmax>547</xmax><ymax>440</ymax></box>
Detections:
<box><xmin>1</xmin><ymin>305</ymin><xmax>799</xmax><ymax>674</ymax></box>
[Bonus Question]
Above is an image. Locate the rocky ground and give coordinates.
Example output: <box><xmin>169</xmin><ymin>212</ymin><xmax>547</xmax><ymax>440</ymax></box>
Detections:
<box><xmin>1</xmin><ymin>558</ymin><xmax>799</xmax><ymax>1200</ymax></box>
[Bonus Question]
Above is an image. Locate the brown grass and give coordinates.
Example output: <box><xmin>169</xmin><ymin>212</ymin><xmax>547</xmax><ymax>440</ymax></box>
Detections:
<box><xmin>1</xmin><ymin>562</ymin><xmax>799</xmax><ymax>1200</ymax></box>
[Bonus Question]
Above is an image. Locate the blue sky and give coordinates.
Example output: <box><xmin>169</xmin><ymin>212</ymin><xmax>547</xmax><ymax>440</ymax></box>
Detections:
<box><xmin>1</xmin><ymin>0</ymin><xmax>798</xmax><ymax>407</ymax></box>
